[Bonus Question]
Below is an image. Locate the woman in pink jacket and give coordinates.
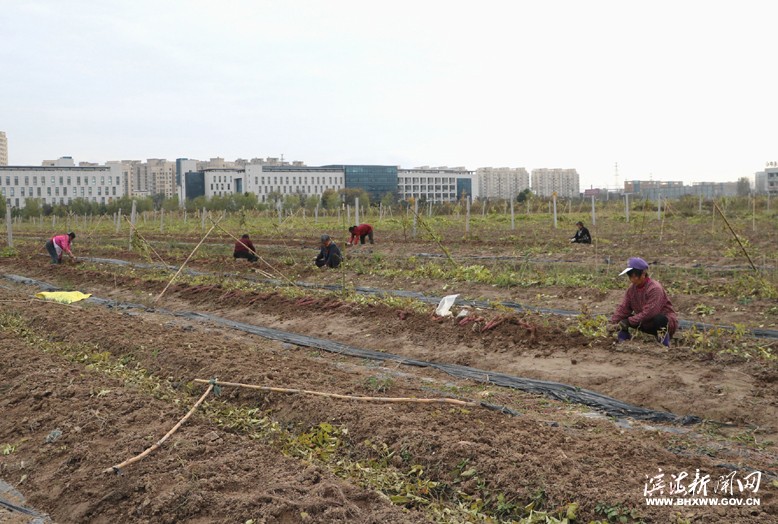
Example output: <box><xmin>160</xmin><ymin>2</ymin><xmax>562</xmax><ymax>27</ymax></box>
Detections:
<box><xmin>45</xmin><ymin>232</ymin><xmax>77</xmax><ymax>264</ymax></box>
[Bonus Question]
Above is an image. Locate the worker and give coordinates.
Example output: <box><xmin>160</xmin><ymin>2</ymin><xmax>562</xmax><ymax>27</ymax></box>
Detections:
<box><xmin>233</xmin><ymin>234</ymin><xmax>259</xmax><ymax>263</ymax></box>
<box><xmin>608</xmin><ymin>257</ymin><xmax>678</xmax><ymax>347</ymax></box>
<box><xmin>570</xmin><ymin>221</ymin><xmax>592</xmax><ymax>244</ymax></box>
<box><xmin>315</xmin><ymin>234</ymin><xmax>342</xmax><ymax>269</ymax></box>
<box><xmin>45</xmin><ymin>232</ymin><xmax>77</xmax><ymax>264</ymax></box>
<box><xmin>347</xmin><ymin>223</ymin><xmax>374</xmax><ymax>245</ymax></box>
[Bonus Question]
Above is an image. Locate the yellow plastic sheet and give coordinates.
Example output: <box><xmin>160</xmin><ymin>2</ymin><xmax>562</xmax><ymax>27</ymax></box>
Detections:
<box><xmin>35</xmin><ymin>291</ymin><xmax>92</xmax><ymax>304</ymax></box>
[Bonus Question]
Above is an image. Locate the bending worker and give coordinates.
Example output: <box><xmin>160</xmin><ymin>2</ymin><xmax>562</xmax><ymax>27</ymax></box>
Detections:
<box><xmin>570</xmin><ymin>221</ymin><xmax>592</xmax><ymax>244</ymax></box>
<box><xmin>347</xmin><ymin>223</ymin><xmax>374</xmax><ymax>245</ymax></box>
<box><xmin>233</xmin><ymin>234</ymin><xmax>259</xmax><ymax>263</ymax></box>
<box><xmin>609</xmin><ymin>257</ymin><xmax>678</xmax><ymax>347</ymax></box>
<box><xmin>45</xmin><ymin>232</ymin><xmax>77</xmax><ymax>264</ymax></box>
<box><xmin>315</xmin><ymin>234</ymin><xmax>342</xmax><ymax>269</ymax></box>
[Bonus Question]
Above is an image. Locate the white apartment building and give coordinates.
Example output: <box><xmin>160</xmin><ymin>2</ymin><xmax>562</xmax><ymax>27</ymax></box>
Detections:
<box><xmin>244</xmin><ymin>165</ymin><xmax>344</xmax><ymax>202</ymax></box>
<box><xmin>0</xmin><ymin>132</ymin><xmax>8</xmax><ymax>166</ymax></box>
<box><xmin>755</xmin><ymin>163</ymin><xmax>778</xmax><ymax>195</ymax></box>
<box><xmin>531</xmin><ymin>168</ymin><xmax>580</xmax><ymax>198</ymax></box>
<box><xmin>397</xmin><ymin>166</ymin><xmax>477</xmax><ymax>203</ymax></box>
<box><xmin>198</xmin><ymin>165</ymin><xmax>345</xmax><ymax>201</ymax></box>
<box><xmin>0</xmin><ymin>163</ymin><xmax>124</xmax><ymax>210</ymax></box>
<box><xmin>476</xmin><ymin>167</ymin><xmax>530</xmax><ymax>200</ymax></box>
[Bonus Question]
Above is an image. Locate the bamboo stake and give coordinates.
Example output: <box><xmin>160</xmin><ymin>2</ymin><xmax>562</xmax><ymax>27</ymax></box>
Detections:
<box><xmin>103</xmin><ymin>384</ymin><xmax>213</xmax><ymax>474</ymax></box>
<box><xmin>193</xmin><ymin>379</ymin><xmax>480</xmax><ymax>408</ymax></box>
<box><xmin>154</xmin><ymin>215</ymin><xmax>222</xmax><ymax>304</ymax></box>
<box><xmin>713</xmin><ymin>202</ymin><xmax>757</xmax><ymax>271</ymax></box>
<box><xmin>124</xmin><ymin>216</ymin><xmax>168</xmax><ymax>266</ymax></box>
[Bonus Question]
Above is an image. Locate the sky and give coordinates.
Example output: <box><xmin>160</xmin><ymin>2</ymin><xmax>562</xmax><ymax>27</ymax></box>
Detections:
<box><xmin>1</xmin><ymin>0</ymin><xmax>776</xmax><ymax>190</ymax></box>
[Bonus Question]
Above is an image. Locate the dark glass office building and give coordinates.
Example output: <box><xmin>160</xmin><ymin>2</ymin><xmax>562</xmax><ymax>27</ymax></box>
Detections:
<box><xmin>185</xmin><ymin>172</ymin><xmax>205</xmax><ymax>200</ymax></box>
<box><xmin>324</xmin><ymin>165</ymin><xmax>398</xmax><ymax>204</ymax></box>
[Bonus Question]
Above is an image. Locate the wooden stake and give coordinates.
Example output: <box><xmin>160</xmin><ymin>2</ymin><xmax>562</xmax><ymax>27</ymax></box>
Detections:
<box><xmin>103</xmin><ymin>384</ymin><xmax>213</xmax><ymax>474</ymax></box>
<box><xmin>193</xmin><ymin>379</ymin><xmax>480</xmax><ymax>408</ymax></box>
<box><xmin>713</xmin><ymin>202</ymin><xmax>757</xmax><ymax>271</ymax></box>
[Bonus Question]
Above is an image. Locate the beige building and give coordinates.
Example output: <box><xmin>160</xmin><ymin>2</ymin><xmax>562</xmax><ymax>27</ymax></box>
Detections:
<box><xmin>531</xmin><ymin>168</ymin><xmax>580</xmax><ymax>198</ymax></box>
<box><xmin>0</xmin><ymin>132</ymin><xmax>7</xmax><ymax>166</ymax></box>
<box><xmin>476</xmin><ymin>167</ymin><xmax>529</xmax><ymax>200</ymax></box>
<box><xmin>128</xmin><ymin>159</ymin><xmax>175</xmax><ymax>198</ymax></box>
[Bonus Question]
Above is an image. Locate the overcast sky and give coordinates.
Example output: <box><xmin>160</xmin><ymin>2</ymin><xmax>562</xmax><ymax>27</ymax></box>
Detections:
<box><xmin>1</xmin><ymin>0</ymin><xmax>776</xmax><ymax>189</ymax></box>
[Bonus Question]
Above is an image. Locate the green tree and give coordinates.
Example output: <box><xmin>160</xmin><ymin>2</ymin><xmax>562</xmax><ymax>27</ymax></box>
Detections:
<box><xmin>736</xmin><ymin>177</ymin><xmax>751</xmax><ymax>197</ymax></box>
<box><xmin>516</xmin><ymin>188</ymin><xmax>532</xmax><ymax>203</ymax></box>
<box><xmin>339</xmin><ymin>188</ymin><xmax>370</xmax><ymax>207</ymax></box>
<box><xmin>321</xmin><ymin>188</ymin><xmax>341</xmax><ymax>210</ymax></box>
<box><xmin>21</xmin><ymin>198</ymin><xmax>43</xmax><ymax>219</ymax></box>
<box><xmin>380</xmin><ymin>192</ymin><xmax>396</xmax><ymax>208</ymax></box>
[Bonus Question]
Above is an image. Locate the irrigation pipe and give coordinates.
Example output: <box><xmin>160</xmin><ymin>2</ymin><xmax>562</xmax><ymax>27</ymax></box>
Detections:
<box><xmin>154</xmin><ymin>214</ymin><xmax>222</xmax><ymax>304</ymax></box>
<box><xmin>713</xmin><ymin>202</ymin><xmax>757</xmax><ymax>272</ymax></box>
<box><xmin>103</xmin><ymin>383</ymin><xmax>214</xmax><ymax>475</ymax></box>
<box><xmin>192</xmin><ymin>378</ymin><xmax>517</xmax><ymax>414</ymax></box>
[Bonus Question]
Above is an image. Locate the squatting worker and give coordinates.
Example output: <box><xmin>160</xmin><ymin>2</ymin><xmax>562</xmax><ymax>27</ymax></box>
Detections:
<box><xmin>233</xmin><ymin>234</ymin><xmax>259</xmax><ymax>263</ymax></box>
<box><xmin>608</xmin><ymin>257</ymin><xmax>678</xmax><ymax>347</ymax></box>
<box><xmin>45</xmin><ymin>232</ymin><xmax>77</xmax><ymax>264</ymax></box>
<box><xmin>347</xmin><ymin>223</ymin><xmax>374</xmax><ymax>246</ymax></box>
<box><xmin>315</xmin><ymin>234</ymin><xmax>342</xmax><ymax>269</ymax></box>
<box><xmin>570</xmin><ymin>221</ymin><xmax>592</xmax><ymax>244</ymax></box>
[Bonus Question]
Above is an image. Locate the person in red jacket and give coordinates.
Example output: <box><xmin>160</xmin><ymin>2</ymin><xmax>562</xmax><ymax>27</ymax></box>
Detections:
<box><xmin>608</xmin><ymin>257</ymin><xmax>678</xmax><ymax>347</ymax></box>
<box><xmin>347</xmin><ymin>224</ymin><xmax>374</xmax><ymax>245</ymax></box>
<box><xmin>233</xmin><ymin>234</ymin><xmax>258</xmax><ymax>263</ymax></box>
<box><xmin>45</xmin><ymin>232</ymin><xmax>77</xmax><ymax>264</ymax></box>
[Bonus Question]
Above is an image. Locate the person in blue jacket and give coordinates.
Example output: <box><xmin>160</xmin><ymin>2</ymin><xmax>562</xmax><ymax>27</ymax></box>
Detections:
<box><xmin>315</xmin><ymin>234</ymin><xmax>342</xmax><ymax>269</ymax></box>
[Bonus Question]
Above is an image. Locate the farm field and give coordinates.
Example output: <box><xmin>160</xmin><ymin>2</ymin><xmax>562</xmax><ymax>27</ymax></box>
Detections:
<box><xmin>1</xmin><ymin>202</ymin><xmax>777</xmax><ymax>523</ymax></box>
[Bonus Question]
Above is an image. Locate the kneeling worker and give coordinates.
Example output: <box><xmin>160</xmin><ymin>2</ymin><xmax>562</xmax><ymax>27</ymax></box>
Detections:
<box><xmin>347</xmin><ymin>223</ymin><xmax>374</xmax><ymax>245</ymax></box>
<box><xmin>570</xmin><ymin>221</ymin><xmax>591</xmax><ymax>244</ymax></box>
<box><xmin>315</xmin><ymin>234</ymin><xmax>342</xmax><ymax>269</ymax></box>
<box><xmin>233</xmin><ymin>234</ymin><xmax>259</xmax><ymax>263</ymax></box>
<box><xmin>608</xmin><ymin>257</ymin><xmax>677</xmax><ymax>347</ymax></box>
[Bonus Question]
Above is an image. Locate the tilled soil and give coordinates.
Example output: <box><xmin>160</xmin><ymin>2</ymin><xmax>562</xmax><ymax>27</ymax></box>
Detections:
<box><xmin>1</xmin><ymin>250</ymin><xmax>777</xmax><ymax>523</ymax></box>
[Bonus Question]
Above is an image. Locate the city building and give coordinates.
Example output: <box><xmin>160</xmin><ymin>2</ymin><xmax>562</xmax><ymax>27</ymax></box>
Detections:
<box><xmin>0</xmin><ymin>132</ymin><xmax>8</xmax><ymax>166</ymax></box>
<box><xmin>398</xmin><ymin>166</ymin><xmax>476</xmax><ymax>203</ymax></box>
<box><xmin>476</xmin><ymin>167</ymin><xmax>529</xmax><ymax>200</ymax></box>
<box><xmin>531</xmin><ymin>168</ymin><xmax>580</xmax><ymax>198</ymax></box>
<box><xmin>184</xmin><ymin>164</ymin><xmax>345</xmax><ymax>202</ymax></box>
<box><xmin>755</xmin><ymin>163</ymin><xmax>778</xmax><ymax>195</ymax></box>
<box><xmin>323</xmin><ymin>165</ymin><xmax>398</xmax><ymax>203</ymax></box>
<box><xmin>624</xmin><ymin>180</ymin><xmax>738</xmax><ymax>199</ymax></box>
<box><xmin>0</xmin><ymin>161</ymin><xmax>124</xmax><ymax>210</ymax></box>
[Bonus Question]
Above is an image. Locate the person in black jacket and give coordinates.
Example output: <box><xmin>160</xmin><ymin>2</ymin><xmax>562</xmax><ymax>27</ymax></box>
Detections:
<box><xmin>570</xmin><ymin>221</ymin><xmax>592</xmax><ymax>244</ymax></box>
<box><xmin>315</xmin><ymin>234</ymin><xmax>342</xmax><ymax>268</ymax></box>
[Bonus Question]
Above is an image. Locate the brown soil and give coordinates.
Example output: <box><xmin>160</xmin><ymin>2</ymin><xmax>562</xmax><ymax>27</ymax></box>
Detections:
<box><xmin>1</xmin><ymin>240</ymin><xmax>777</xmax><ymax>523</ymax></box>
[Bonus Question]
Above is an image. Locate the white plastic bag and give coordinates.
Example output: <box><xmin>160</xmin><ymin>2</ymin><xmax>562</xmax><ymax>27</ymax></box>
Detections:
<box><xmin>434</xmin><ymin>294</ymin><xmax>459</xmax><ymax>317</ymax></box>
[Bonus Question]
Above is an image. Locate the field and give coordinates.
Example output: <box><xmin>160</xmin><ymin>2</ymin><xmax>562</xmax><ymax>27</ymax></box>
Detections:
<box><xmin>1</xmin><ymin>198</ymin><xmax>777</xmax><ymax>523</ymax></box>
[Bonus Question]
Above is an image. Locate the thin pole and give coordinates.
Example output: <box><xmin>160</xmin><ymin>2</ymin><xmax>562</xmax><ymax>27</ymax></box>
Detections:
<box><xmin>193</xmin><ymin>379</ymin><xmax>480</xmax><ymax>408</ymax></box>
<box><xmin>154</xmin><ymin>215</ymin><xmax>221</xmax><ymax>303</ymax></box>
<box><xmin>714</xmin><ymin>202</ymin><xmax>757</xmax><ymax>271</ymax></box>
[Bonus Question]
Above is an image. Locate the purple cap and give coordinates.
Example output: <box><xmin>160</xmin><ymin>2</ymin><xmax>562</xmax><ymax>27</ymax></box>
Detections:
<box><xmin>619</xmin><ymin>257</ymin><xmax>649</xmax><ymax>276</ymax></box>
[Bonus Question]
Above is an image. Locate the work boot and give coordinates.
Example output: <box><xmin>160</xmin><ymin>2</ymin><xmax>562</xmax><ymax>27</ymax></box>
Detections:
<box><xmin>617</xmin><ymin>330</ymin><xmax>631</xmax><ymax>342</ymax></box>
